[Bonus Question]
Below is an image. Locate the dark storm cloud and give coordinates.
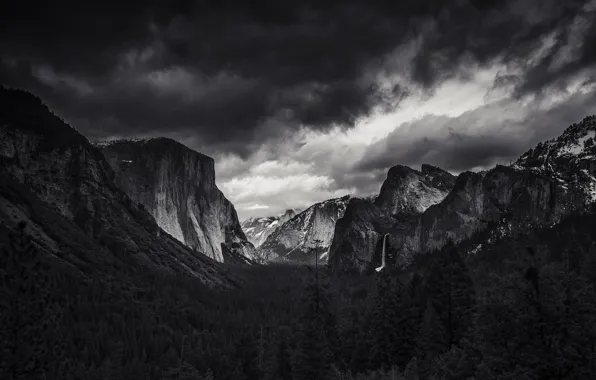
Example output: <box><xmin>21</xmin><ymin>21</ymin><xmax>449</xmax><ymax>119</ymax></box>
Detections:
<box><xmin>1</xmin><ymin>0</ymin><xmax>595</xmax><ymax>155</ymax></box>
<box><xmin>356</xmin><ymin>89</ymin><xmax>596</xmax><ymax>173</ymax></box>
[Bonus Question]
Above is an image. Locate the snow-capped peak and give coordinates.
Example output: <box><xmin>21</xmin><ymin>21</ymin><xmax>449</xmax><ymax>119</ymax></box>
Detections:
<box><xmin>513</xmin><ymin>115</ymin><xmax>596</xmax><ymax>205</ymax></box>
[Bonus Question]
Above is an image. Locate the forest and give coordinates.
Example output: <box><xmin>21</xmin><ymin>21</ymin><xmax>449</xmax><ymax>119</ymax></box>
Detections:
<box><xmin>2</xmin><ymin>205</ymin><xmax>596</xmax><ymax>380</ymax></box>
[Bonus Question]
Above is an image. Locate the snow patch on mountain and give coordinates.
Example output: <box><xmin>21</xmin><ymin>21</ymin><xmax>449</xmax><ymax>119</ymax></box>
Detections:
<box><xmin>241</xmin><ymin>209</ymin><xmax>298</xmax><ymax>248</ymax></box>
<box><xmin>259</xmin><ymin>195</ymin><xmax>351</xmax><ymax>263</ymax></box>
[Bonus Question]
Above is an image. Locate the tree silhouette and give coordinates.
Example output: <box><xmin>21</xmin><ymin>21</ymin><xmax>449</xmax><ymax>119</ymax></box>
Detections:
<box><xmin>0</xmin><ymin>222</ymin><xmax>64</xmax><ymax>380</ymax></box>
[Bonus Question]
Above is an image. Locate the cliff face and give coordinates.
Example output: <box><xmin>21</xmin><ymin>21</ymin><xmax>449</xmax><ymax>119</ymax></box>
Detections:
<box><xmin>329</xmin><ymin>116</ymin><xmax>596</xmax><ymax>273</ymax></box>
<box><xmin>0</xmin><ymin>87</ymin><xmax>230</xmax><ymax>286</ymax></box>
<box><xmin>375</xmin><ymin>164</ymin><xmax>456</xmax><ymax>215</ymax></box>
<box><xmin>241</xmin><ymin>209</ymin><xmax>298</xmax><ymax>248</ymax></box>
<box><xmin>414</xmin><ymin>117</ymin><xmax>596</xmax><ymax>257</ymax></box>
<box><xmin>259</xmin><ymin>196</ymin><xmax>350</xmax><ymax>263</ymax></box>
<box><xmin>329</xmin><ymin>165</ymin><xmax>455</xmax><ymax>273</ymax></box>
<box><xmin>98</xmin><ymin>138</ymin><xmax>257</xmax><ymax>263</ymax></box>
<box><xmin>328</xmin><ymin>198</ymin><xmax>390</xmax><ymax>273</ymax></box>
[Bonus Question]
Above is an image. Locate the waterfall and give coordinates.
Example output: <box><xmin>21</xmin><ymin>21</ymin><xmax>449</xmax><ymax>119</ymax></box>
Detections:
<box><xmin>375</xmin><ymin>233</ymin><xmax>389</xmax><ymax>272</ymax></box>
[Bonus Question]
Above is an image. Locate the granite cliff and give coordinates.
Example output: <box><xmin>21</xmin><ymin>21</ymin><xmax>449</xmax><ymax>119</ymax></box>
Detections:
<box><xmin>0</xmin><ymin>87</ymin><xmax>231</xmax><ymax>286</ymax></box>
<box><xmin>259</xmin><ymin>195</ymin><xmax>350</xmax><ymax>263</ymax></box>
<box><xmin>329</xmin><ymin>165</ymin><xmax>456</xmax><ymax>273</ymax></box>
<box><xmin>98</xmin><ymin>138</ymin><xmax>258</xmax><ymax>263</ymax></box>
<box><xmin>241</xmin><ymin>209</ymin><xmax>299</xmax><ymax>248</ymax></box>
<box><xmin>329</xmin><ymin>116</ymin><xmax>596</xmax><ymax>273</ymax></box>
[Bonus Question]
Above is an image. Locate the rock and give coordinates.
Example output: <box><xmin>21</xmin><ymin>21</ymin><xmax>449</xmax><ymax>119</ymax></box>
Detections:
<box><xmin>0</xmin><ymin>86</ymin><xmax>231</xmax><ymax>287</ymax></box>
<box><xmin>97</xmin><ymin>138</ymin><xmax>258</xmax><ymax>263</ymax></box>
<box><xmin>241</xmin><ymin>209</ymin><xmax>298</xmax><ymax>248</ymax></box>
<box><xmin>259</xmin><ymin>195</ymin><xmax>350</xmax><ymax>263</ymax></box>
<box><xmin>329</xmin><ymin>115</ymin><xmax>596</xmax><ymax>273</ymax></box>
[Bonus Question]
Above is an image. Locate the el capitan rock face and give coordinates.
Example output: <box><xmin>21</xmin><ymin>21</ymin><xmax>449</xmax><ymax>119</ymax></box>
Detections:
<box><xmin>0</xmin><ymin>87</ymin><xmax>231</xmax><ymax>286</ymax></box>
<box><xmin>241</xmin><ymin>209</ymin><xmax>299</xmax><ymax>248</ymax></box>
<box><xmin>98</xmin><ymin>138</ymin><xmax>257</xmax><ymax>263</ymax></box>
<box><xmin>259</xmin><ymin>195</ymin><xmax>350</xmax><ymax>263</ymax></box>
<box><xmin>329</xmin><ymin>116</ymin><xmax>596</xmax><ymax>273</ymax></box>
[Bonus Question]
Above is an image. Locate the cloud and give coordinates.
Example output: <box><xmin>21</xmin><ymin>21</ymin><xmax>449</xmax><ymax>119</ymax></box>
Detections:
<box><xmin>2</xmin><ymin>0</ymin><xmax>596</xmax><ymax>218</ymax></box>
<box><xmin>221</xmin><ymin>60</ymin><xmax>596</xmax><ymax>219</ymax></box>
<box><xmin>356</xmin><ymin>81</ymin><xmax>596</xmax><ymax>173</ymax></box>
<box><xmin>1</xmin><ymin>0</ymin><xmax>595</xmax><ymax>157</ymax></box>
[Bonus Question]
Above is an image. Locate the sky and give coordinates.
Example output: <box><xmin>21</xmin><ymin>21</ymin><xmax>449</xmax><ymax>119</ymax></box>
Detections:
<box><xmin>1</xmin><ymin>0</ymin><xmax>596</xmax><ymax>220</ymax></box>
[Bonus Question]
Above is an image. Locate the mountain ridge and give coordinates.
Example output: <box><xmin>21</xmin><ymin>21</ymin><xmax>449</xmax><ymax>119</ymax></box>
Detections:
<box><xmin>259</xmin><ymin>195</ymin><xmax>351</xmax><ymax>263</ymax></box>
<box><xmin>241</xmin><ymin>208</ymin><xmax>299</xmax><ymax>248</ymax></box>
<box><xmin>0</xmin><ymin>86</ymin><xmax>233</xmax><ymax>286</ymax></box>
<box><xmin>329</xmin><ymin>115</ymin><xmax>596</xmax><ymax>273</ymax></box>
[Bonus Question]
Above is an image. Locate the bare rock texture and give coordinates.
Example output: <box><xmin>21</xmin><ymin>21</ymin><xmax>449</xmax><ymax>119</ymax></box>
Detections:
<box><xmin>98</xmin><ymin>138</ymin><xmax>258</xmax><ymax>263</ymax></box>
<box><xmin>0</xmin><ymin>87</ymin><xmax>232</xmax><ymax>286</ymax></box>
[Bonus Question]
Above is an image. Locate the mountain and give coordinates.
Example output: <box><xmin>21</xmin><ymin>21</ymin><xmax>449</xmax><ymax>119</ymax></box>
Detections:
<box><xmin>514</xmin><ymin>116</ymin><xmax>596</xmax><ymax>202</ymax></box>
<box><xmin>97</xmin><ymin>138</ymin><xmax>258</xmax><ymax>263</ymax></box>
<box><xmin>375</xmin><ymin>164</ymin><xmax>456</xmax><ymax>216</ymax></box>
<box><xmin>0</xmin><ymin>87</ymin><xmax>232</xmax><ymax>286</ymax></box>
<box><xmin>241</xmin><ymin>209</ymin><xmax>298</xmax><ymax>247</ymax></box>
<box><xmin>329</xmin><ymin>165</ymin><xmax>456</xmax><ymax>273</ymax></box>
<box><xmin>259</xmin><ymin>195</ymin><xmax>350</xmax><ymax>263</ymax></box>
<box><xmin>329</xmin><ymin>115</ymin><xmax>596</xmax><ymax>274</ymax></box>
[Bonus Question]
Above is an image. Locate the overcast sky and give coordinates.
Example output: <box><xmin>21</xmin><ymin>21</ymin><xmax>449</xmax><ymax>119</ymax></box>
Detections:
<box><xmin>2</xmin><ymin>0</ymin><xmax>596</xmax><ymax>220</ymax></box>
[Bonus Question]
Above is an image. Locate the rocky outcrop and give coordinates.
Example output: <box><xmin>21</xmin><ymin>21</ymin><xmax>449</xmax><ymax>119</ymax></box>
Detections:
<box><xmin>329</xmin><ymin>116</ymin><xmax>596</xmax><ymax>273</ymax></box>
<box><xmin>0</xmin><ymin>87</ymin><xmax>231</xmax><ymax>286</ymax></box>
<box><xmin>329</xmin><ymin>166</ymin><xmax>455</xmax><ymax>273</ymax></box>
<box><xmin>241</xmin><ymin>209</ymin><xmax>298</xmax><ymax>247</ymax></box>
<box><xmin>375</xmin><ymin>164</ymin><xmax>456</xmax><ymax>216</ymax></box>
<box><xmin>413</xmin><ymin>117</ymin><xmax>596</xmax><ymax>258</ymax></box>
<box><xmin>260</xmin><ymin>195</ymin><xmax>350</xmax><ymax>263</ymax></box>
<box><xmin>98</xmin><ymin>138</ymin><xmax>257</xmax><ymax>263</ymax></box>
<box><xmin>328</xmin><ymin>198</ymin><xmax>390</xmax><ymax>273</ymax></box>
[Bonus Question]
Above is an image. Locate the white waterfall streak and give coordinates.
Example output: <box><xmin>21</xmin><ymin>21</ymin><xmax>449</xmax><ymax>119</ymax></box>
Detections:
<box><xmin>375</xmin><ymin>233</ymin><xmax>389</xmax><ymax>272</ymax></box>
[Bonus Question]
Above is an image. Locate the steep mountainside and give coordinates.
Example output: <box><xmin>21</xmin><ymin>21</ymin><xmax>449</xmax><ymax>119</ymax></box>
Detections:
<box><xmin>330</xmin><ymin>116</ymin><xmax>596</xmax><ymax>273</ymax></box>
<box><xmin>259</xmin><ymin>195</ymin><xmax>350</xmax><ymax>263</ymax></box>
<box><xmin>241</xmin><ymin>209</ymin><xmax>298</xmax><ymax>247</ymax></box>
<box><xmin>0</xmin><ymin>87</ymin><xmax>231</xmax><ymax>286</ymax></box>
<box><xmin>375</xmin><ymin>164</ymin><xmax>456</xmax><ymax>215</ymax></box>
<box><xmin>329</xmin><ymin>165</ymin><xmax>456</xmax><ymax>273</ymax></box>
<box><xmin>514</xmin><ymin>116</ymin><xmax>596</xmax><ymax>203</ymax></box>
<box><xmin>98</xmin><ymin>138</ymin><xmax>257</xmax><ymax>263</ymax></box>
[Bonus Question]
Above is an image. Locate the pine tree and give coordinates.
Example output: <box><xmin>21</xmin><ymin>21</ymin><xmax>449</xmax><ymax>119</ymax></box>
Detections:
<box><xmin>392</xmin><ymin>273</ymin><xmax>425</xmax><ymax>372</ymax></box>
<box><xmin>233</xmin><ymin>332</ymin><xmax>260</xmax><ymax>380</ymax></box>
<box><xmin>0</xmin><ymin>222</ymin><xmax>63</xmax><ymax>380</ymax></box>
<box><xmin>350</xmin><ymin>333</ymin><xmax>372</xmax><ymax>375</ymax></box>
<box><xmin>425</xmin><ymin>243</ymin><xmax>474</xmax><ymax>348</ymax></box>
<box><xmin>265</xmin><ymin>333</ymin><xmax>292</xmax><ymax>380</ymax></box>
<box><xmin>293</xmin><ymin>281</ymin><xmax>335</xmax><ymax>380</ymax></box>
<box><xmin>369</xmin><ymin>270</ymin><xmax>401</xmax><ymax>370</ymax></box>
<box><xmin>293</xmin><ymin>319</ymin><xmax>332</xmax><ymax>380</ymax></box>
<box><xmin>415</xmin><ymin>302</ymin><xmax>447</xmax><ymax>380</ymax></box>
<box><xmin>403</xmin><ymin>356</ymin><xmax>419</xmax><ymax>380</ymax></box>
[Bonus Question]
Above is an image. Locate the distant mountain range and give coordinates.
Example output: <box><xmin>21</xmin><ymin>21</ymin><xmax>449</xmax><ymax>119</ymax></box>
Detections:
<box><xmin>328</xmin><ymin>115</ymin><xmax>596</xmax><ymax>273</ymax></box>
<box><xmin>257</xmin><ymin>195</ymin><xmax>351</xmax><ymax>263</ymax></box>
<box><xmin>241</xmin><ymin>209</ymin><xmax>300</xmax><ymax>248</ymax></box>
<box><xmin>2</xmin><ymin>86</ymin><xmax>595</xmax><ymax>278</ymax></box>
<box><xmin>239</xmin><ymin>117</ymin><xmax>596</xmax><ymax>270</ymax></box>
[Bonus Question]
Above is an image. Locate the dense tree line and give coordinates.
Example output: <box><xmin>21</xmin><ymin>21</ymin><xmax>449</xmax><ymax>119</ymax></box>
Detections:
<box><xmin>1</xmin><ymin>208</ymin><xmax>596</xmax><ymax>379</ymax></box>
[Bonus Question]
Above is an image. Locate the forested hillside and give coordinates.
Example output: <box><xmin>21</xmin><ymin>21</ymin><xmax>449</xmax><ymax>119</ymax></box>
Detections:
<box><xmin>2</xmin><ymin>205</ymin><xmax>596</xmax><ymax>379</ymax></box>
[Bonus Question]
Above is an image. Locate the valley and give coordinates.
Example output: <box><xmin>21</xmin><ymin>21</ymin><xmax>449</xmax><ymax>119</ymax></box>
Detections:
<box><xmin>1</xmin><ymin>86</ymin><xmax>596</xmax><ymax>379</ymax></box>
